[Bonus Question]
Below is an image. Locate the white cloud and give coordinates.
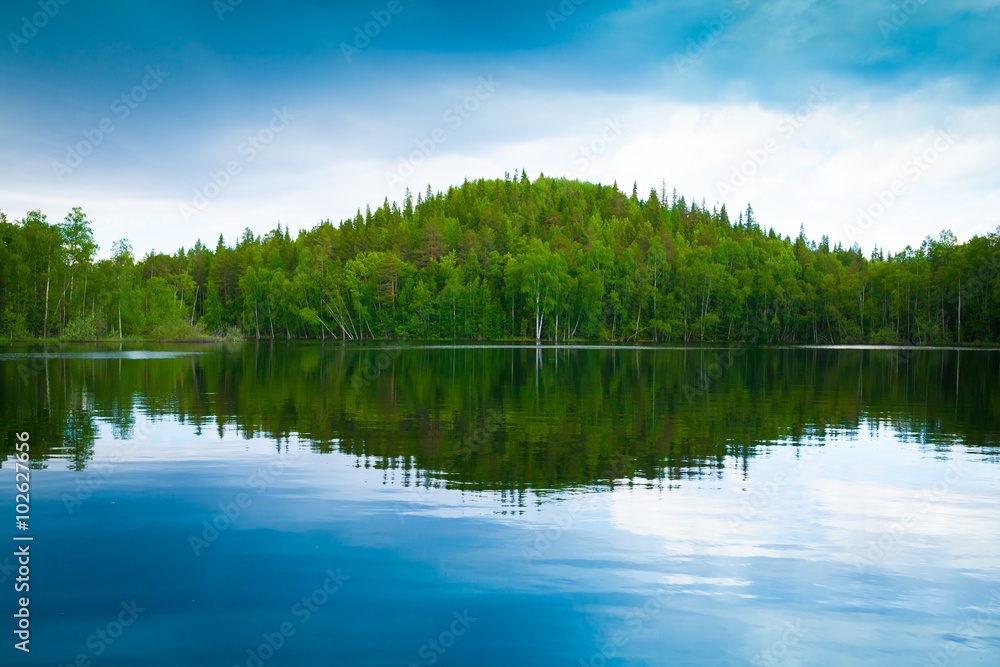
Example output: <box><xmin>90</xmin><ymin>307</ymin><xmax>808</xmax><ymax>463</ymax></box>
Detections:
<box><xmin>3</xmin><ymin>81</ymin><xmax>998</xmax><ymax>257</ymax></box>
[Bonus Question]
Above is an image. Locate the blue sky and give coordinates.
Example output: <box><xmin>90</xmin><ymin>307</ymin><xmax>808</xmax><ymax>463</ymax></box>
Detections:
<box><xmin>2</xmin><ymin>0</ymin><xmax>998</xmax><ymax>255</ymax></box>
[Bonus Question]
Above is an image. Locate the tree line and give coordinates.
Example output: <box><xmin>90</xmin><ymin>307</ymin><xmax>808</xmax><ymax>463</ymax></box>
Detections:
<box><xmin>2</xmin><ymin>173</ymin><xmax>999</xmax><ymax>344</ymax></box>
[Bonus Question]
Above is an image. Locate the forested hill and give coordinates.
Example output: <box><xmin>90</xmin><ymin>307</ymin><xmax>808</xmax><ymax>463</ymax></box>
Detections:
<box><xmin>2</xmin><ymin>174</ymin><xmax>999</xmax><ymax>344</ymax></box>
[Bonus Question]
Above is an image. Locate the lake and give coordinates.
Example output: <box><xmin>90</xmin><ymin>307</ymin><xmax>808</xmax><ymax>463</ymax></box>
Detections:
<box><xmin>1</xmin><ymin>343</ymin><xmax>999</xmax><ymax>666</ymax></box>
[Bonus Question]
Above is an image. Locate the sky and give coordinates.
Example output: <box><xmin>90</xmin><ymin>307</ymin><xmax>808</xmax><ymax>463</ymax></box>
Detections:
<box><xmin>1</xmin><ymin>0</ymin><xmax>998</xmax><ymax>257</ymax></box>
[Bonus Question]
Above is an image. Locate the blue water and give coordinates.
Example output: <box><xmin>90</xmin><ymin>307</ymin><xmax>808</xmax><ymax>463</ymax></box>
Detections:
<box><xmin>0</xmin><ymin>420</ymin><xmax>996</xmax><ymax>666</ymax></box>
<box><xmin>1</xmin><ymin>345</ymin><xmax>999</xmax><ymax>665</ymax></box>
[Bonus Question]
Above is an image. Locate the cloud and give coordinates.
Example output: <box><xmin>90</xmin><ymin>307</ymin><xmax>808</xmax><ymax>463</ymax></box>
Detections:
<box><xmin>1</xmin><ymin>1</ymin><xmax>998</xmax><ymax>255</ymax></box>
<box><xmin>3</xmin><ymin>74</ymin><xmax>998</xmax><ymax>258</ymax></box>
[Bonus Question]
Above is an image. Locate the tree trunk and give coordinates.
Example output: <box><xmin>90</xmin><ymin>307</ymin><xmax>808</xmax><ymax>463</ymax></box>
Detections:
<box><xmin>534</xmin><ymin>289</ymin><xmax>542</xmax><ymax>342</ymax></box>
<box><xmin>43</xmin><ymin>259</ymin><xmax>51</xmax><ymax>337</ymax></box>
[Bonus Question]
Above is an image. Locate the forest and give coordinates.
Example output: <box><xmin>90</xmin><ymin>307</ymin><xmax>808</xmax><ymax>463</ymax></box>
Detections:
<box><xmin>2</xmin><ymin>173</ymin><xmax>998</xmax><ymax>344</ymax></box>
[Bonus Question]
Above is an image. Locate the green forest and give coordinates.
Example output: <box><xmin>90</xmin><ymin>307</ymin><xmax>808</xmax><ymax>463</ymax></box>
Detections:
<box><xmin>2</xmin><ymin>174</ymin><xmax>998</xmax><ymax>344</ymax></box>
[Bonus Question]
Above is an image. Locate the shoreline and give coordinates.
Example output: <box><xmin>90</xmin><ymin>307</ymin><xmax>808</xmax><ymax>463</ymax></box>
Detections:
<box><xmin>4</xmin><ymin>338</ymin><xmax>1000</xmax><ymax>351</ymax></box>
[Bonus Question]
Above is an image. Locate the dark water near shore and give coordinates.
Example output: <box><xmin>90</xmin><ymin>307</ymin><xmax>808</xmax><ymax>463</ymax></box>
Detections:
<box><xmin>1</xmin><ymin>343</ymin><xmax>999</xmax><ymax>666</ymax></box>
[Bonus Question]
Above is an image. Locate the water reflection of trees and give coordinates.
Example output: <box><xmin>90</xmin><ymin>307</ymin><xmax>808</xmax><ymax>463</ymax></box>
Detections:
<box><xmin>2</xmin><ymin>344</ymin><xmax>998</xmax><ymax>487</ymax></box>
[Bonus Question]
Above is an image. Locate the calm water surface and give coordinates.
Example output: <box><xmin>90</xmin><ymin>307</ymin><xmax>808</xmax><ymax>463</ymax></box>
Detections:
<box><xmin>1</xmin><ymin>343</ymin><xmax>999</xmax><ymax>666</ymax></box>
